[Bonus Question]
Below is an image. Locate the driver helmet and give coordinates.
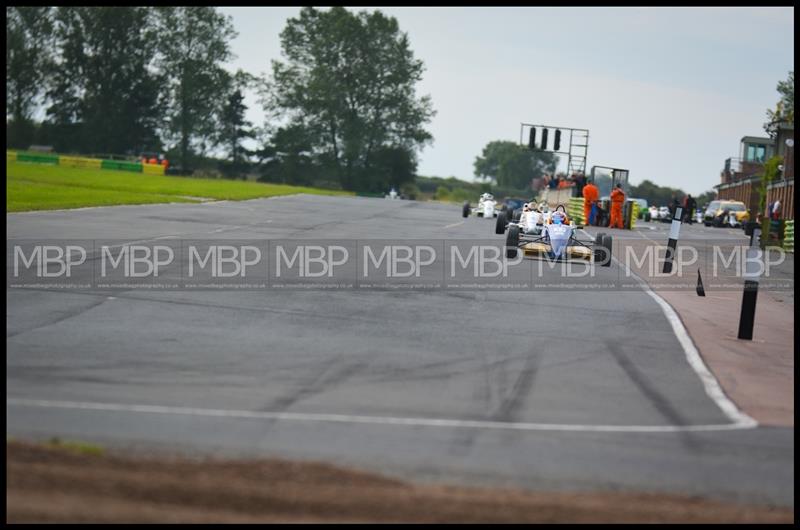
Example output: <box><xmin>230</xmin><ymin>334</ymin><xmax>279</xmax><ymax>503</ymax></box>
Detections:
<box><xmin>551</xmin><ymin>211</ymin><xmax>567</xmax><ymax>225</ymax></box>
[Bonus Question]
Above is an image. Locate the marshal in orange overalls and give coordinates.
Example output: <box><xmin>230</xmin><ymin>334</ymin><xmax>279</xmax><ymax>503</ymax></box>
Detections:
<box><xmin>582</xmin><ymin>182</ymin><xmax>599</xmax><ymax>225</ymax></box>
<box><xmin>609</xmin><ymin>186</ymin><xmax>626</xmax><ymax>229</ymax></box>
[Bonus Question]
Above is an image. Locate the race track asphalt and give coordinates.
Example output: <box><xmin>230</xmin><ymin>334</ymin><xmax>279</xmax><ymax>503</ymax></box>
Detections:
<box><xmin>6</xmin><ymin>195</ymin><xmax>794</xmax><ymax>507</ymax></box>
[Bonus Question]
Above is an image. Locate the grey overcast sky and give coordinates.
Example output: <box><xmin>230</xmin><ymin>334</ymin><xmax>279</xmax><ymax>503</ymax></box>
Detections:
<box><xmin>218</xmin><ymin>6</ymin><xmax>793</xmax><ymax>195</ymax></box>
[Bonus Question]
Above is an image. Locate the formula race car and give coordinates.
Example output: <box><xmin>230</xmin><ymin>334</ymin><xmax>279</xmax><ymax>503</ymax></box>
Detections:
<box><xmin>496</xmin><ymin>201</ymin><xmax>552</xmax><ymax>235</ymax></box>
<box><xmin>499</xmin><ymin>197</ymin><xmax>528</xmax><ymax>222</ymax></box>
<box><xmin>463</xmin><ymin>193</ymin><xmax>499</xmax><ymax>218</ymax></box>
<box><xmin>504</xmin><ymin>206</ymin><xmax>613</xmax><ymax>266</ymax></box>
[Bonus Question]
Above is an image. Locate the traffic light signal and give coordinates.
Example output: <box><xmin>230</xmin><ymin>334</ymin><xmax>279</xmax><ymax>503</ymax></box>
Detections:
<box><xmin>528</xmin><ymin>127</ymin><xmax>536</xmax><ymax>149</ymax></box>
<box><xmin>554</xmin><ymin>129</ymin><xmax>561</xmax><ymax>151</ymax></box>
<box><xmin>540</xmin><ymin>128</ymin><xmax>549</xmax><ymax>150</ymax></box>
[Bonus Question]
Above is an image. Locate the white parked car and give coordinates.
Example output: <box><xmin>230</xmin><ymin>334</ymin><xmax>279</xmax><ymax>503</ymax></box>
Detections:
<box><xmin>658</xmin><ymin>206</ymin><xmax>670</xmax><ymax>222</ymax></box>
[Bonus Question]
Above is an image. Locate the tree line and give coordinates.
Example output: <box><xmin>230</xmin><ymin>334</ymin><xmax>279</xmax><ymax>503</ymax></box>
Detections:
<box><xmin>6</xmin><ymin>6</ymin><xmax>435</xmax><ymax>192</ymax></box>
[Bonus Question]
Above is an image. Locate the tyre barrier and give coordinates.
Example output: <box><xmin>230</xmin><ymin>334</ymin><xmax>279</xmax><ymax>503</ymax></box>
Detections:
<box><xmin>568</xmin><ymin>197</ymin><xmax>584</xmax><ymax>225</ymax></box>
<box><xmin>629</xmin><ymin>201</ymin><xmax>639</xmax><ymax>229</ymax></box>
<box><xmin>7</xmin><ymin>150</ymin><xmax>174</xmax><ymax>176</ymax></box>
<box><xmin>142</xmin><ymin>162</ymin><xmax>166</xmax><ymax>176</ymax></box>
<box><xmin>784</xmin><ymin>220</ymin><xmax>794</xmax><ymax>253</ymax></box>
<box><xmin>59</xmin><ymin>156</ymin><xmax>103</xmax><ymax>170</ymax></box>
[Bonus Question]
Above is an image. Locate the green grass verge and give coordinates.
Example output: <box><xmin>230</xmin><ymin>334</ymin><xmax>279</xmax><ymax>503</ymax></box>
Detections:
<box><xmin>8</xmin><ymin>179</ymin><xmax>198</xmax><ymax>212</ymax></box>
<box><xmin>45</xmin><ymin>437</ymin><xmax>105</xmax><ymax>456</ymax></box>
<box><xmin>7</xmin><ymin>160</ymin><xmax>352</xmax><ymax>212</ymax></box>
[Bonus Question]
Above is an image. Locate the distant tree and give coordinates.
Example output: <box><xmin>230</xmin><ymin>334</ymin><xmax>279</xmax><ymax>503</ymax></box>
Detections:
<box><xmin>695</xmin><ymin>190</ymin><xmax>717</xmax><ymax>208</ymax></box>
<box><xmin>629</xmin><ymin>179</ymin><xmax>688</xmax><ymax>207</ymax></box>
<box><xmin>154</xmin><ymin>7</ymin><xmax>237</xmax><ymax>169</ymax></box>
<box><xmin>474</xmin><ymin>140</ymin><xmax>558</xmax><ymax>190</ymax></box>
<box><xmin>6</xmin><ymin>7</ymin><xmax>54</xmax><ymax>148</ymax></box>
<box><xmin>257</xmin><ymin>124</ymin><xmax>318</xmax><ymax>185</ymax></box>
<box><xmin>265</xmin><ymin>7</ymin><xmax>435</xmax><ymax>191</ymax></box>
<box><xmin>764</xmin><ymin>71</ymin><xmax>794</xmax><ymax>132</ymax></box>
<box><xmin>45</xmin><ymin>7</ymin><xmax>161</xmax><ymax>154</ymax></box>
<box><xmin>365</xmin><ymin>145</ymin><xmax>417</xmax><ymax>193</ymax></box>
<box><xmin>217</xmin><ymin>70</ymin><xmax>257</xmax><ymax>178</ymax></box>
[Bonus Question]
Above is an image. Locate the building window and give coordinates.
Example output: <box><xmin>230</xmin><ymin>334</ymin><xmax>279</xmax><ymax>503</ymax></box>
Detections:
<box><xmin>745</xmin><ymin>144</ymin><xmax>767</xmax><ymax>163</ymax></box>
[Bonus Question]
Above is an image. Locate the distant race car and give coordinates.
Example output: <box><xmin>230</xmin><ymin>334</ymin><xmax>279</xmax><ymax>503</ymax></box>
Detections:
<box><xmin>504</xmin><ymin>206</ymin><xmax>612</xmax><ymax>266</ymax></box>
<box><xmin>496</xmin><ymin>201</ymin><xmax>552</xmax><ymax>235</ymax></box>
<box><xmin>463</xmin><ymin>193</ymin><xmax>499</xmax><ymax>218</ymax></box>
<box><xmin>499</xmin><ymin>197</ymin><xmax>528</xmax><ymax>223</ymax></box>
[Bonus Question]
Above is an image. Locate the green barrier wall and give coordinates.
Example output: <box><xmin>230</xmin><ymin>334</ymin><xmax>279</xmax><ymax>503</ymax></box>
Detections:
<box><xmin>9</xmin><ymin>150</ymin><xmax>153</xmax><ymax>175</ymax></box>
<box><xmin>16</xmin><ymin>152</ymin><xmax>59</xmax><ymax>164</ymax></box>
<box><xmin>100</xmin><ymin>159</ymin><xmax>143</xmax><ymax>172</ymax></box>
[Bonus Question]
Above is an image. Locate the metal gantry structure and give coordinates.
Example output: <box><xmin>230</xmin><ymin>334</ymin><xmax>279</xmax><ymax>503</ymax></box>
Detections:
<box><xmin>519</xmin><ymin>123</ymin><xmax>589</xmax><ymax>176</ymax></box>
<box><xmin>590</xmin><ymin>165</ymin><xmax>630</xmax><ymax>191</ymax></box>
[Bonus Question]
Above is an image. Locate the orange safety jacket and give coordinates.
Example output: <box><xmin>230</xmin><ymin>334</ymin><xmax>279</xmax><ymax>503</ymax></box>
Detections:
<box><xmin>583</xmin><ymin>184</ymin><xmax>599</xmax><ymax>203</ymax></box>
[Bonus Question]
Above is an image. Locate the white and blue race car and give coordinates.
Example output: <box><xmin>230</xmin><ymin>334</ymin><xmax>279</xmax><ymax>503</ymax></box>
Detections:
<box><xmin>504</xmin><ymin>206</ymin><xmax>612</xmax><ymax>266</ymax></box>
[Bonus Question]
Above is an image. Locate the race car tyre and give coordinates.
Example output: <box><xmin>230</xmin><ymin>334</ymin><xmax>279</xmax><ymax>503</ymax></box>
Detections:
<box><xmin>602</xmin><ymin>234</ymin><xmax>613</xmax><ymax>267</ymax></box>
<box><xmin>496</xmin><ymin>211</ymin><xmax>507</xmax><ymax>234</ymax></box>
<box><xmin>506</xmin><ymin>225</ymin><xmax>520</xmax><ymax>259</ymax></box>
<box><xmin>593</xmin><ymin>233</ymin><xmax>607</xmax><ymax>265</ymax></box>
<box><xmin>462</xmin><ymin>202</ymin><xmax>470</xmax><ymax>218</ymax></box>
<box><xmin>512</xmin><ymin>210</ymin><xmax>521</xmax><ymax>223</ymax></box>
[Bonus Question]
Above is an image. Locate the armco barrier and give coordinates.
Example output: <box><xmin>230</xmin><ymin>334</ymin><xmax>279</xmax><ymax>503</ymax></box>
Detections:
<box><xmin>568</xmin><ymin>197</ymin><xmax>584</xmax><ymax>225</ymax></box>
<box><xmin>17</xmin><ymin>152</ymin><xmax>59</xmax><ymax>164</ymax></box>
<box><xmin>59</xmin><ymin>155</ymin><xmax>102</xmax><ymax>170</ymax></box>
<box><xmin>784</xmin><ymin>220</ymin><xmax>794</xmax><ymax>253</ymax></box>
<box><xmin>101</xmin><ymin>159</ymin><xmax>143</xmax><ymax>172</ymax></box>
<box><xmin>142</xmin><ymin>162</ymin><xmax>166</xmax><ymax>176</ymax></box>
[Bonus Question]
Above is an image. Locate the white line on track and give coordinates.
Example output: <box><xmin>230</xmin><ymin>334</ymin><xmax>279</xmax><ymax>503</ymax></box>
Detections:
<box><xmin>6</xmin><ymin>398</ymin><xmax>756</xmax><ymax>433</ymax></box>
<box><xmin>443</xmin><ymin>221</ymin><xmax>464</xmax><ymax>229</ymax></box>
<box><xmin>578</xmin><ymin>229</ymin><xmax>758</xmax><ymax>429</ymax></box>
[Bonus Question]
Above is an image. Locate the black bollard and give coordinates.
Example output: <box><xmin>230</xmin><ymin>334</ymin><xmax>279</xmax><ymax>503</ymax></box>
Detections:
<box><xmin>737</xmin><ymin>228</ymin><xmax>761</xmax><ymax>340</ymax></box>
<box><xmin>663</xmin><ymin>207</ymin><xmax>683</xmax><ymax>274</ymax></box>
<box><xmin>696</xmin><ymin>269</ymin><xmax>705</xmax><ymax>297</ymax></box>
